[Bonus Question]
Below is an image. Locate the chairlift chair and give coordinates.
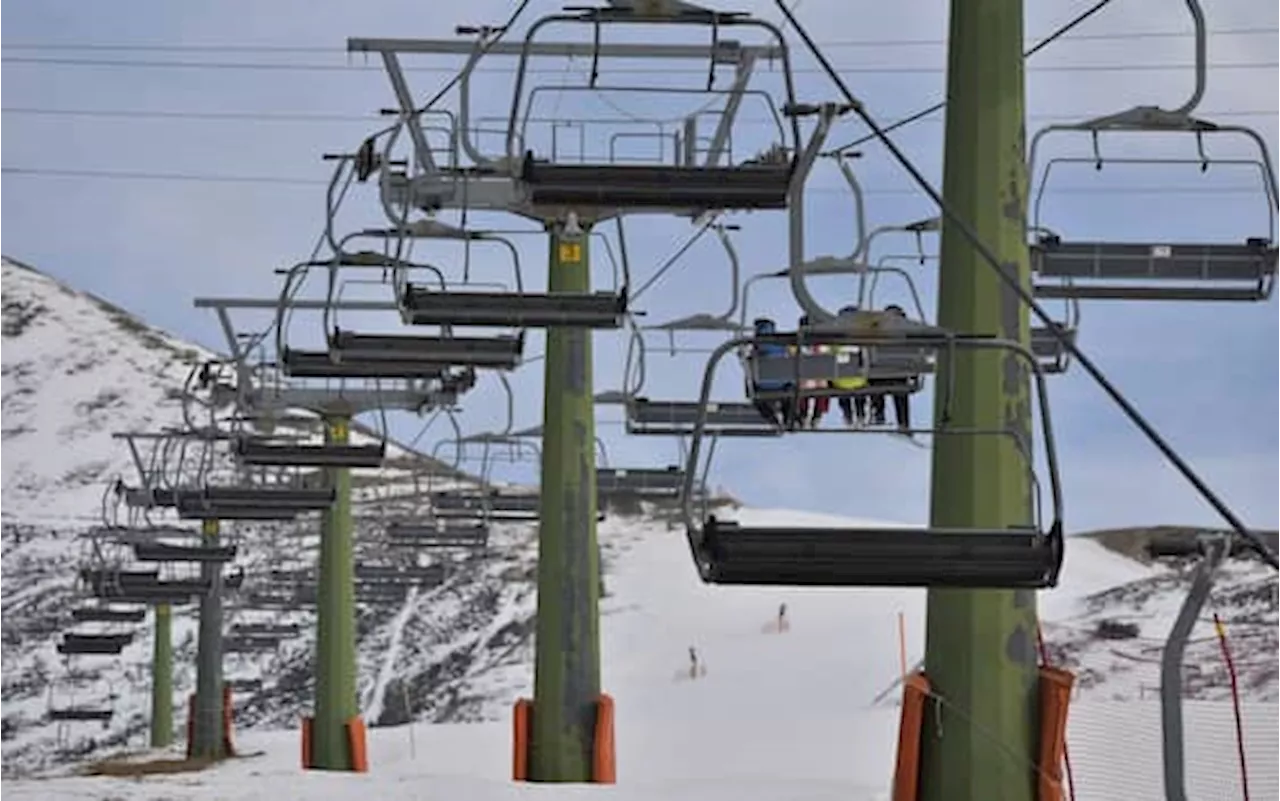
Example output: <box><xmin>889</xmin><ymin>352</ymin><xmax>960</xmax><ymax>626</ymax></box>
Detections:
<box><xmin>175</xmin><ymin>485</ymin><xmax>336</xmax><ymax>522</ymax></box>
<box><xmin>132</xmin><ymin>542</ymin><xmax>239</xmax><ymax>563</ymax></box>
<box><xmin>329</xmin><ymin>328</ymin><xmax>526</xmax><ymax>371</ymax></box>
<box><xmin>57</xmin><ymin>632</ymin><xmax>135</xmax><ymax>656</ymax></box>
<box><xmin>430</xmin><ymin>489</ymin><xmax>542</xmax><ymax>521</ymax></box>
<box><xmin>80</xmin><ymin>567</ymin><xmax>211</xmax><ymax>602</ymax></box>
<box><xmin>48</xmin><ymin>706</ymin><xmax>114</xmax><ymax>724</ymax></box>
<box><xmin>506</xmin><ymin>6</ymin><xmax>802</xmax><ymax>213</ymax></box>
<box><xmin>1025</xmin><ymin>57</ymin><xmax>1279</xmax><ymax>302</ymax></box>
<box><xmin>230</xmin><ymin>622</ymin><xmax>301</xmax><ymax>638</ymax></box>
<box><xmin>226</xmin><ymin>677</ymin><xmax>264</xmax><ymax>693</ymax></box>
<box><xmin>47</xmin><ymin>678</ymin><xmax>116</xmax><ymax>726</ymax></box>
<box><xmin>681</xmin><ymin>329</ymin><xmax>1066</xmax><ymax>589</ymax></box>
<box><xmin>280</xmin><ymin>348</ymin><xmax>452</xmax><ymax>380</ymax></box>
<box><xmin>398</xmin><ymin>285</ymin><xmax>629</xmax><ymax>330</ymax></box>
<box><xmin>70</xmin><ymin>606</ymin><xmax>147</xmax><ymax>625</ymax></box>
<box><xmin>354</xmin><ymin>564</ymin><xmax>446</xmax><ymax>584</ymax></box>
<box><xmin>223</xmin><ymin>634</ymin><xmax>284</xmax><ymax>655</ymax></box>
<box><xmin>595</xmin><ymin>465</ymin><xmax>701</xmax><ymax>500</ymax></box>
<box><xmin>97</xmin><ymin>525</ymin><xmax>203</xmax><ymax>545</ymax></box>
<box><xmin>626</xmin><ymin>396</ymin><xmax>783</xmax><ymax>437</ymax></box>
<box><xmin>385</xmin><ymin>520</ymin><xmax>491</xmax><ymax>549</ymax></box>
<box><xmin>234</xmin><ymin>437</ymin><xmax>388</xmax><ymax>469</ymax></box>
<box><xmin>1029</xmin><ymin>322</ymin><xmax>1078</xmax><ymax>375</ymax></box>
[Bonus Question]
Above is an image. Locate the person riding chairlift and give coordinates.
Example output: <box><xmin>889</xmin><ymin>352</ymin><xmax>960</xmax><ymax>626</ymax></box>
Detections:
<box><xmin>830</xmin><ymin>305</ymin><xmax>871</xmax><ymax>426</ymax></box>
<box><xmin>867</xmin><ymin>304</ymin><xmax>912</xmax><ymax>433</ymax></box>
<box><xmin>796</xmin><ymin>314</ymin><xmax>831</xmax><ymax>429</ymax></box>
<box><xmin>748</xmin><ymin>317</ymin><xmax>795</xmax><ymax>427</ymax></box>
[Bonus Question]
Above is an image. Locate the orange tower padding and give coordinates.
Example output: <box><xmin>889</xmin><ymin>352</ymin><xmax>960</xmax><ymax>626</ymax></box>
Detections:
<box><xmin>185</xmin><ymin>684</ymin><xmax>237</xmax><ymax>759</ymax></box>
<box><xmin>592</xmin><ymin>693</ymin><xmax>617</xmax><ymax>784</ymax></box>
<box><xmin>346</xmin><ymin>717</ymin><xmax>370</xmax><ymax>773</ymax></box>
<box><xmin>891</xmin><ymin>671</ymin><xmax>931</xmax><ymax>801</ymax></box>
<box><xmin>301</xmin><ymin>716</ymin><xmax>314</xmax><ymax>770</ymax></box>
<box><xmin>511</xmin><ymin>697</ymin><xmax>533</xmax><ymax>781</ymax></box>
<box><xmin>1037</xmin><ymin>665</ymin><xmax>1075</xmax><ymax>801</ymax></box>
<box><xmin>511</xmin><ymin>694</ymin><xmax>616</xmax><ymax>783</ymax></box>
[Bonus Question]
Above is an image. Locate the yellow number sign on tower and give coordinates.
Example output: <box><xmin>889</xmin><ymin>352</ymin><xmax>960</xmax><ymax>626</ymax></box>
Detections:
<box><xmin>558</xmin><ymin>241</ymin><xmax>583</xmax><ymax>265</ymax></box>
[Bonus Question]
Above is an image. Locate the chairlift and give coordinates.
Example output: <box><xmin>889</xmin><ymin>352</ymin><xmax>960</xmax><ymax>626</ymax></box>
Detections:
<box><xmin>355</xmin><ymin>564</ymin><xmax>446</xmax><ymax>584</ymax></box>
<box><xmin>223</xmin><ymin>634</ymin><xmax>284</xmax><ymax>654</ymax></box>
<box><xmin>596</xmin><ymin>465</ymin><xmax>702</xmax><ymax>501</ymax></box>
<box><xmin>643</xmin><ymin>223</ymin><xmax>747</xmax><ymax>337</ymax></box>
<box><xmin>862</xmin><ymin>251</ymin><xmax>1081</xmax><ymax>376</ymax></box>
<box><xmin>93</xmin><ymin>525</ymin><xmax>202</xmax><ymax>545</ymax></box>
<box><xmin>178</xmin><ymin>485</ymin><xmax>336</xmax><ymax>519</ymax></box>
<box><xmin>234</xmin><ymin>437</ymin><xmax>388</xmax><ymax>470</ymax></box>
<box><xmin>80</xmin><ymin>567</ymin><xmax>211</xmax><ymax>602</ymax></box>
<box><xmin>71</xmin><ymin>606</ymin><xmax>147</xmax><ymax>625</ymax></box>
<box><xmin>280</xmin><ymin>348</ymin><xmax>453</xmax><ymax>380</ymax></box>
<box><xmin>625</xmin><ymin>397</ymin><xmax>783</xmax><ymax>437</ymax></box>
<box><xmin>230</xmin><ymin>622</ymin><xmax>301</xmax><ymax>638</ymax></box>
<box><xmin>47</xmin><ymin>680</ymin><xmax>115</xmax><ymax>727</ymax></box>
<box><xmin>385</xmin><ymin>519</ymin><xmax>491</xmax><ymax>549</ymax></box>
<box><xmin>132</xmin><ymin>542</ymin><xmax>239</xmax><ymax>564</ymax></box>
<box><xmin>679</xmin><ymin>327</ymin><xmax>1065</xmax><ymax>588</ymax></box>
<box><xmin>329</xmin><ymin>328</ymin><xmax>526</xmax><ymax>371</ymax></box>
<box><xmin>506</xmin><ymin>5</ymin><xmax>803</xmax><ymax>213</ymax></box>
<box><xmin>430</xmin><ymin>489</ymin><xmax>541</xmax><ymax>521</ymax></box>
<box><xmin>1025</xmin><ymin>2</ymin><xmax>1278</xmax><ymax>302</ymax></box>
<box><xmin>57</xmin><ymin>632</ymin><xmax>135</xmax><ymax>656</ymax></box>
<box><xmin>226</xmin><ymin>677</ymin><xmax>264</xmax><ymax>693</ymax></box>
<box><xmin>242</xmin><ymin>590</ymin><xmax>317</xmax><ymax>610</ymax></box>
<box><xmin>399</xmin><ymin>285</ymin><xmax>628</xmax><ymax>330</ymax></box>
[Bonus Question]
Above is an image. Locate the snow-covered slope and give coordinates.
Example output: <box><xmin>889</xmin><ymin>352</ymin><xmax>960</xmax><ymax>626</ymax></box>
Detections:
<box><xmin>3</xmin><ymin>511</ymin><xmax>1277</xmax><ymax>801</ymax></box>
<box><xmin>1</xmin><ymin>256</ymin><xmax>217</xmax><ymax>522</ymax></box>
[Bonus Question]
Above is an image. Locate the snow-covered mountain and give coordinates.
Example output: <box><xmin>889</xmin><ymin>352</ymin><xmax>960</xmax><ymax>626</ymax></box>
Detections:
<box><xmin>0</xmin><ymin>256</ymin><xmax>706</xmax><ymax>776</ymax></box>
<box><xmin>1</xmin><ymin>256</ymin><xmax>1275</xmax><ymax>785</ymax></box>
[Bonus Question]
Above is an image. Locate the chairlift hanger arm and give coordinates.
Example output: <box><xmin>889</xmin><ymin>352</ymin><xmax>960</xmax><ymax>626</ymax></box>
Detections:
<box><xmin>505</xmin><ymin>8</ymin><xmax>801</xmax><ymax>170</ymax></box>
<box><xmin>771</xmin><ymin>0</ymin><xmax>1279</xmax><ymax>570</ymax></box>
<box><xmin>786</xmin><ymin>103</ymin><xmax>848</xmax><ymax>324</ymax></box>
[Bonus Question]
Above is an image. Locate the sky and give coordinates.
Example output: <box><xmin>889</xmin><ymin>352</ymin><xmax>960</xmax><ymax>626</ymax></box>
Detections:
<box><xmin>2</xmin><ymin>0</ymin><xmax>1277</xmax><ymax>534</ymax></box>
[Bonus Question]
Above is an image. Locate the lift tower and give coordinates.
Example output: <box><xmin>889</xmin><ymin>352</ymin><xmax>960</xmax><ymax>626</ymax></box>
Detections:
<box><xmin>921</xmin><ymin>0</ymin><xmax>1038</xmax><ymax>798</ymax></box>
<box><xmin>348</xmin><ymin>1</ymin><xmax>797</xmax><ymax>779</ymax></box>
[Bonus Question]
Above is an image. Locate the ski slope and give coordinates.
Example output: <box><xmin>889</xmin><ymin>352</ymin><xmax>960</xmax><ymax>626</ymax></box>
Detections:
<box><xmin>5</xmin><ymin>507</ymin><xmax>1276</xmax><ymax>800</ymax></box>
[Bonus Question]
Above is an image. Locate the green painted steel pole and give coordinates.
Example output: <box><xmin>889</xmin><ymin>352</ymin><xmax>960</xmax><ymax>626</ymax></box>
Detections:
<box><xmin>919</xmin><ymin>1</ymin><xmax>1039</xmax><ymax>799</ymax></box>
<box><xmin>312</xmin><ymin>415</ymin><xmax>358</xmax><ymax>770</ymax></box>
<box><xmin>149</xmin><ymin>602</ymin><xmax>173</xmax><ymax>748</ymax></box>
<box><xmin>190</xmin><ymin>517</ymin><xmax>226</xmax><ymax>759</ymax></box>
<box><xmin>529</xmin><ymin>219</ymin><xmax>603</xmax><ymax>782</ymax></box>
